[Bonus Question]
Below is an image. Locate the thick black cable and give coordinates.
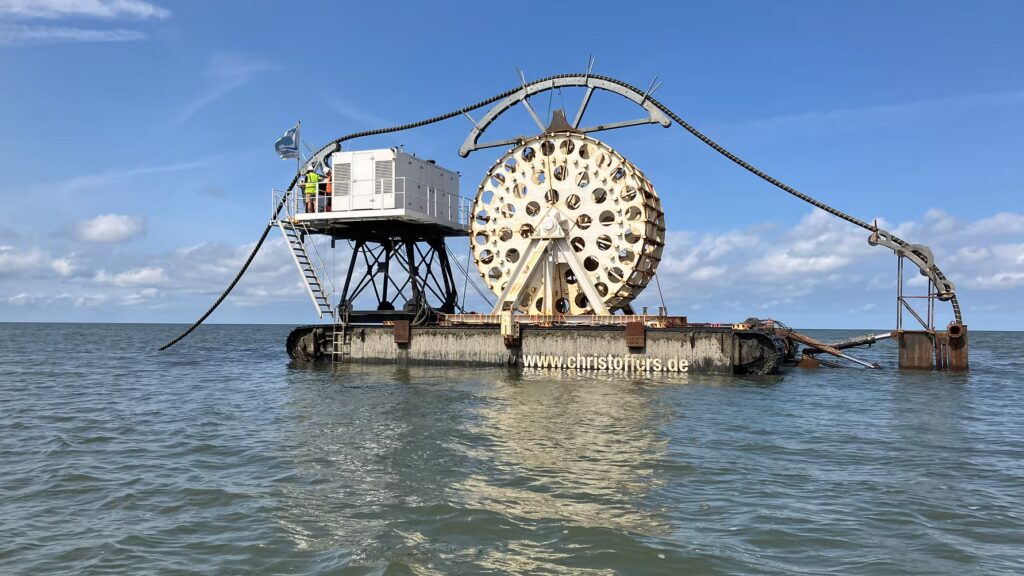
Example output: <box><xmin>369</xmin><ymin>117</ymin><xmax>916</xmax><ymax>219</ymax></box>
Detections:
<box><xmin>162</xmin><ymin>72</ymin><xmax>959</xmax><ymax>350</ymax></box>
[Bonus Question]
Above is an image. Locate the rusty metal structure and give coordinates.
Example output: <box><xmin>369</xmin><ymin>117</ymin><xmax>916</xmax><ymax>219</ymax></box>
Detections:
<box><xmin>160</xmin><ymin>65</ymin><xmax>968</xmax><ymax>373</ymax></box>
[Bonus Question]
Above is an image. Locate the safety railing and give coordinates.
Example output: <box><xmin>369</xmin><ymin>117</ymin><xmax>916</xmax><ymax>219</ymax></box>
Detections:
<box><xmin>271</xmin><ymin>188</ymin><xmax>296</xmax><ymax>222</ymax></box>
<box><xmin>274</xmin><ymin>177</ymin><xmax>472</xmax><ymax>229</ymax></box>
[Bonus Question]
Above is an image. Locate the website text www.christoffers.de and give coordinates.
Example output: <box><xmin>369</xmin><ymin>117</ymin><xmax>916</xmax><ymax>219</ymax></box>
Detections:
<box><xmin>522</xmin><ymin>353</ymin><xmax>689</xmax><ymax>372</ymax></box>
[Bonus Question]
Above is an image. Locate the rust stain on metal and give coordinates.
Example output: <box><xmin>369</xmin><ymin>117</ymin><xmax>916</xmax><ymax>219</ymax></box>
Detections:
<box><xmin>394</xmin><ymin>320</ymin><xmax>411</xmax><ymax>345</ymax></box>
<box><xmin>935</xmin><ymin>325</ymin><xmax>969</xmax><ymax>371</ymax></box>
<box><xmin>625</xmin><ymin>321</ymin><xmax>645</xmax><ymax>348</ymax></box>
<box><xmin>898</xmin><ymin>331</ymin><xmax>934</xmax><ymax>370</ymax></box>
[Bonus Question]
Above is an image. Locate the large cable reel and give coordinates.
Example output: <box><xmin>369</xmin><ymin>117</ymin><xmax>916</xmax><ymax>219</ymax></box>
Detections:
<box><xmin>471</xmin><ymin>132</ymin><xmax>665</xmax><ymax>315</ymax></box>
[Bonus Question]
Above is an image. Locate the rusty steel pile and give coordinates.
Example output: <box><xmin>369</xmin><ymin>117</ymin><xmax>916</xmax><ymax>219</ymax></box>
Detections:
<box><xmin>160</xmin><ymin>67</ymin><xmax>968</xmax><ymax>374</ymax></box>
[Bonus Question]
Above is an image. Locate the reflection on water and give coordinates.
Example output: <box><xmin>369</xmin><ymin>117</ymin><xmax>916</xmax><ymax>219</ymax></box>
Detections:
<box><xmin>453</xmin><ymin>370</ymin><xmax>672</xmax><ymax>536</ymax></box>
<box><xmin>273</xmin><ymin>365</ymin><xmax>689</xmax><ymax>573</ymax></box>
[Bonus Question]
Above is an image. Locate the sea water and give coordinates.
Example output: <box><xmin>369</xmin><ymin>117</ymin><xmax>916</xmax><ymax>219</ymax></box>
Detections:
<box><xmin>1</xmin><ymin>323</ymin><xmax>1021</xmax><ymax>574</ymax></box>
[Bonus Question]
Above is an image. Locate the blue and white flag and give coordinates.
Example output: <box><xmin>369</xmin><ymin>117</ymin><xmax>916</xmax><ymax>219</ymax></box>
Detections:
<box><xmin>274</xmin><ymin>123</ymin><xmax>300</xmax><ymax>160</ymax></box>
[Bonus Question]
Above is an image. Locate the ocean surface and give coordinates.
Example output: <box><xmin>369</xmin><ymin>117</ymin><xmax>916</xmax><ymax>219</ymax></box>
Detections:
<box><xmin>1</xmin><ymin>323</ymin><xmax>1021</xmax><ymax>575</ymax></box>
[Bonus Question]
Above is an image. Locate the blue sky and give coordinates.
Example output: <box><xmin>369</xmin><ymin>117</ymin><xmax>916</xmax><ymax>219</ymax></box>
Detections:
<box><xmin>0</xmin><ymin>0</ymin><xmax>1022</xmax><ymax>329</ymax></box>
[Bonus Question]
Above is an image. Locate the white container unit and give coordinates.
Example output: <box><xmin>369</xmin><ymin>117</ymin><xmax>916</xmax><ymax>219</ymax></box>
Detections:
<box><xmin>324</xmin><ymin>148</ymin><xmax>466</xmax><ymax>232</ymax></box>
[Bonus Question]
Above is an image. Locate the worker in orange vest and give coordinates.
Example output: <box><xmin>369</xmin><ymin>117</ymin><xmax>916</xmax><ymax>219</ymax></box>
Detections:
<box><xmin>324</xmin><ymin>167</ymin><xmax>333</xmax><ymax>212</ymax></box>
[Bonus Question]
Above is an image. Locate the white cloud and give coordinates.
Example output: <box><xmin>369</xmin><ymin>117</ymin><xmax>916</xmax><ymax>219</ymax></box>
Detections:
<box><xmin>0</xmin><ymin>0</ymin><xmax>169</xmax><ymax>46</ymax></box>
<box><xmin>0</xmin><ymin>0</ymin><xmax>170</xmax><ymax>20</ymax></box>
<box><xmin>76</xmin><ymin>213</ymin><xmax>144</xmax><ymax>243</ymax></box>
<box><xmin>966</xmin><ymin>212</ymin><xmax>1024</xmax><ymax>236</ymax></box>
<box><xmin>731</xmin><ymin>89</ymin><xmax>1024</xmax><ymax>132</ymax></box>
<box><xmin>51</xmin><ymin>256</ymin><xmax>75</xmax><ymax>276</ymax></box>
<box><xmin>122</xmin><ymin>286</ymin><xmax>158</xmax><ymax>306</ymax></box>
<box><xmin>5</xmin><ymin>292</ymin><xmax>36</xmax><ymax>305</ymax></box>
<box><xmin>93</xmin><ymin>266</ymin><xmax>166</xmax><ymax>286</ymax></box>
<box><xmin>325</xmin><ymin>96</ymin><xmax>392</xmax><ymax>128</ymax></box>
<box><xmin>0</xmin><ymin>245</ymin><xmax>46</xmax><ymax>276</ymax></box>
<box><xmin>49</xmin><ymin>161</ymin><xmax>204</xmax><ymax>195</ymax></box>
<box><xmin>74</xmin><ymin>294</ymin><xmax>107</xmax><ymax>307</ymax></box>
<box><xmin>749</xmin><ymin>252</ymin><xmax>850</xmax><ymax>277</ymax></box>
<box><xmin>176</xmin><ymin>52</ymin><xmax>275</xmax><ymax>123</ymax></box>
<box><xmin>0</xmin><ymin>24</ymin><xmax>144</xmax><ymax>45</ymax></box>
<box><xmin>972</xmin><ymin>271</ymin><xmax>1024</xmax><ymax>288</ymax></box>
<box><xmin>0</xmin><ymin>246</ymin><xmax>85</xmax><ymax>280</ymax></box>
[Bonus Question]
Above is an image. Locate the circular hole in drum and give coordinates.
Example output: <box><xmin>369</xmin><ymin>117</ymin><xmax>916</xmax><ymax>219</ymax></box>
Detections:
<box><xmin>612</xmin><ymin>167</ymin><xmax>626</xmax><ymax>181</ymax></box>
<box><xmin>596</xmin><ymin>235</ymin><xmax>612</xmax><ymax>250</ymax></box>
<box><xmin>498</xmin><ymin>227</ymin><xmax>513</xmax><ymax>241</ymax></box>
<box><xmin>474</xmin><ymin>231</ymin><xmax>488</xmax><ymax>245</ymax></box>
<box><xmin>565</xmin><ymin>194</ymin><xmax>581</xmax><ymax>209</ymax></box>
<box><xmin>481</xmin><ymin>190</ymin><xmax>494</xmax><ymax>204</ymax></box>
<box><xmin>564</xmin><ymin>269</ymin><xmax>577</xmax><ymax>284</ymax></box>
<box><xmin>592</xmin><ymin>188</ymin><xmax>607</xmax><ymax>203</ymax></box>
<box><xmin>608</xmin><ymin>267</ymin><xmax>624</xmax><ymax>283</ymax></box>
<box><xmin>526</xmin><ymin>201</ymin><xmax>541</xmax><ymax>216</ymax></box>
<box><xmin>570</xmin><ymin>237</ymin><xmax>585</xmax><ymax>252</ymax></box>
<box><xmin>576</xmin><ymin>172</ymin><xmax>590</xmax><ymax>188</ymax></box>
<box><xmin>559</xmin><ymin>139</ymin><xmax>575</xmax><ymax>155</ymax></box>
<box><xmin>576</xmin><ymin>214</ymin><xmax>592</xmax><ymax>230</ymax></box>
<box><xmin>574</xmin><ymin>293</ymin><xmax>589</xmax><ymax>309</ymax></box>
<box><xmin>505</xmin><ymin>248</ymin><xmax>520</xmax><ymax>263</ymax></box>
<box><xmin>625</xmin><ymin>206</ymin><xmax>641</xmax><ymax>221</ymax></box>
<box><xmin>532</xmin><ymin>170</ymin><xmax>546</xmax><ymax>185</ymax></box>
<box><xmin>519</xmin><ymin>223</ymin><xmax>534</xmax><ymax>238</ymax></box>
<box><xmin>621</xmin><ymin>186</ymin><xmax>637</xmax><ymax>202</ymax></box>
<box><xmin>501</xmin><ymin>203</ymin><xmax>516</xmax><ymax>217</ymax></box>
<box><xmin>478</xmin><ymin>249</ymin><xmax>494</xmax><ymax>264</ymax></box>
<box><xmin>555</xmin><ymin>297</ymin><xmax>570</xmax><ymax>314</ymax></box>
<box><xmin>541</xmin><ymin>140</ymin><xmax>555</xmax><ymax>156</ymax></box>
<box><xmin>553</xmin><ymin>165</ymin><xmax>567</xmax><ymax>181</ymax></box>
<box><xmin>583</xmin><ymin>256</ymin><xmax>599</xmax><ymax>272</ymax></box>
<box><xmin>624</xmin><ymin>228</ymin><xmax>639</xmax><ymax>243</ymax></box>
<box><xmin>545</xmin><ymin>189</ymin><xmax>559</xmax><ymax>204</ymax></box>
<box><xmin>475</xmin><ymin>209</ymin><xmax>489</xmax><ymax>225</ymax></box>
<box><xmin>595</xmin><ymin>282</ymin><xmax>608</xmax><ymax>296</ymax></box>
<box><xmin>599</xmin><ymin>210</ymin><xmax>616</xmax><ymax>225</ymax></box>
<box><xmin>578</xmin><ymin>143</ymin><xmax>590</xmax><ymax>159</ymax></box>
<box><xmin>513</xmin><ymin>183</ymin><xmax>527</xmax><ymax>197</ymax></box>
<box><xmin>618</xmin><ymin>248</ymin><xmax>635</xmax><ymax>264</ymax></box>
<box><xmin>535</xmin><ymin>297</ymin><xmax>544</xmax><ymax>312</ymax></box>
<box><xmin>503</xmin><ymin>158</ymin><xmax>517</xmax><ymax>172</ymax></box>
<box><xmin>488</xmin><ymin>267</ymin><xmax>502</xmax><ymax>280</ymax></box>
<box><xmin>490</xmin><ymin>173</ymin><xmax>505</xmax><ymax>188</ymax></box>
<box><xmin>521</xmin><ymin>146</ymin><xmax>535</xmax><ymax>161</ymax></box>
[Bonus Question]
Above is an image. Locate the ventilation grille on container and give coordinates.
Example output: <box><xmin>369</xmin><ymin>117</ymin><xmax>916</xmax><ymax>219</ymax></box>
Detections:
<box><xmin>375</xmin><ymin>160</ymin><xmax>394</xmax><ymax>194</ymax></box>
<box><xmin>335</xmin><ymin>163</ymin><xmax>351</xmax><ymax>194</ymax></box>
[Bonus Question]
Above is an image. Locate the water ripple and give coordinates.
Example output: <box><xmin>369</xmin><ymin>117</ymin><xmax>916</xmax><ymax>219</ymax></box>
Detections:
<box><xmin>0</xmin><ymin>324</ymin><xmax>1021</xmax><ymax>574</ymax></box>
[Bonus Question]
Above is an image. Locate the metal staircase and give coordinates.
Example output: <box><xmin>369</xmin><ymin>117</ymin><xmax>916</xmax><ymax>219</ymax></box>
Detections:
<box><xmin>278</xmin><ymin>219</ymin><xmax>335</xmax><ymax>319</ymax></box>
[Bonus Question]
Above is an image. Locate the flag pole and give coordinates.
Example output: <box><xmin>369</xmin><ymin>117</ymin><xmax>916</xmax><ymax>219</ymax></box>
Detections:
<box><xmin>295</xmin><ymin>120</ymin><xmax>302</xmax><ymax>176</ymax></box>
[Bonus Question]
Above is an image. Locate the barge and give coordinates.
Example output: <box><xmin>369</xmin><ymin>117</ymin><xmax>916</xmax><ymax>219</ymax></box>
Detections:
<box><xmin>163</xmin><ymin>71</ymin><xmax>968</xmax><ymax>373</ymax></box>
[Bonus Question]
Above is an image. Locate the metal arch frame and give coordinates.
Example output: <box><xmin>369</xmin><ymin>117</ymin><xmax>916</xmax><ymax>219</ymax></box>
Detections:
<box><xmin>868</xmin><ymin>228</ymin><xmax>955</xmax><ymax>299</ymax></box>
<box><xmin>458</xmin><ymin>76</ymin><xmax>672</xmax><ymax>158</ymax></box>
